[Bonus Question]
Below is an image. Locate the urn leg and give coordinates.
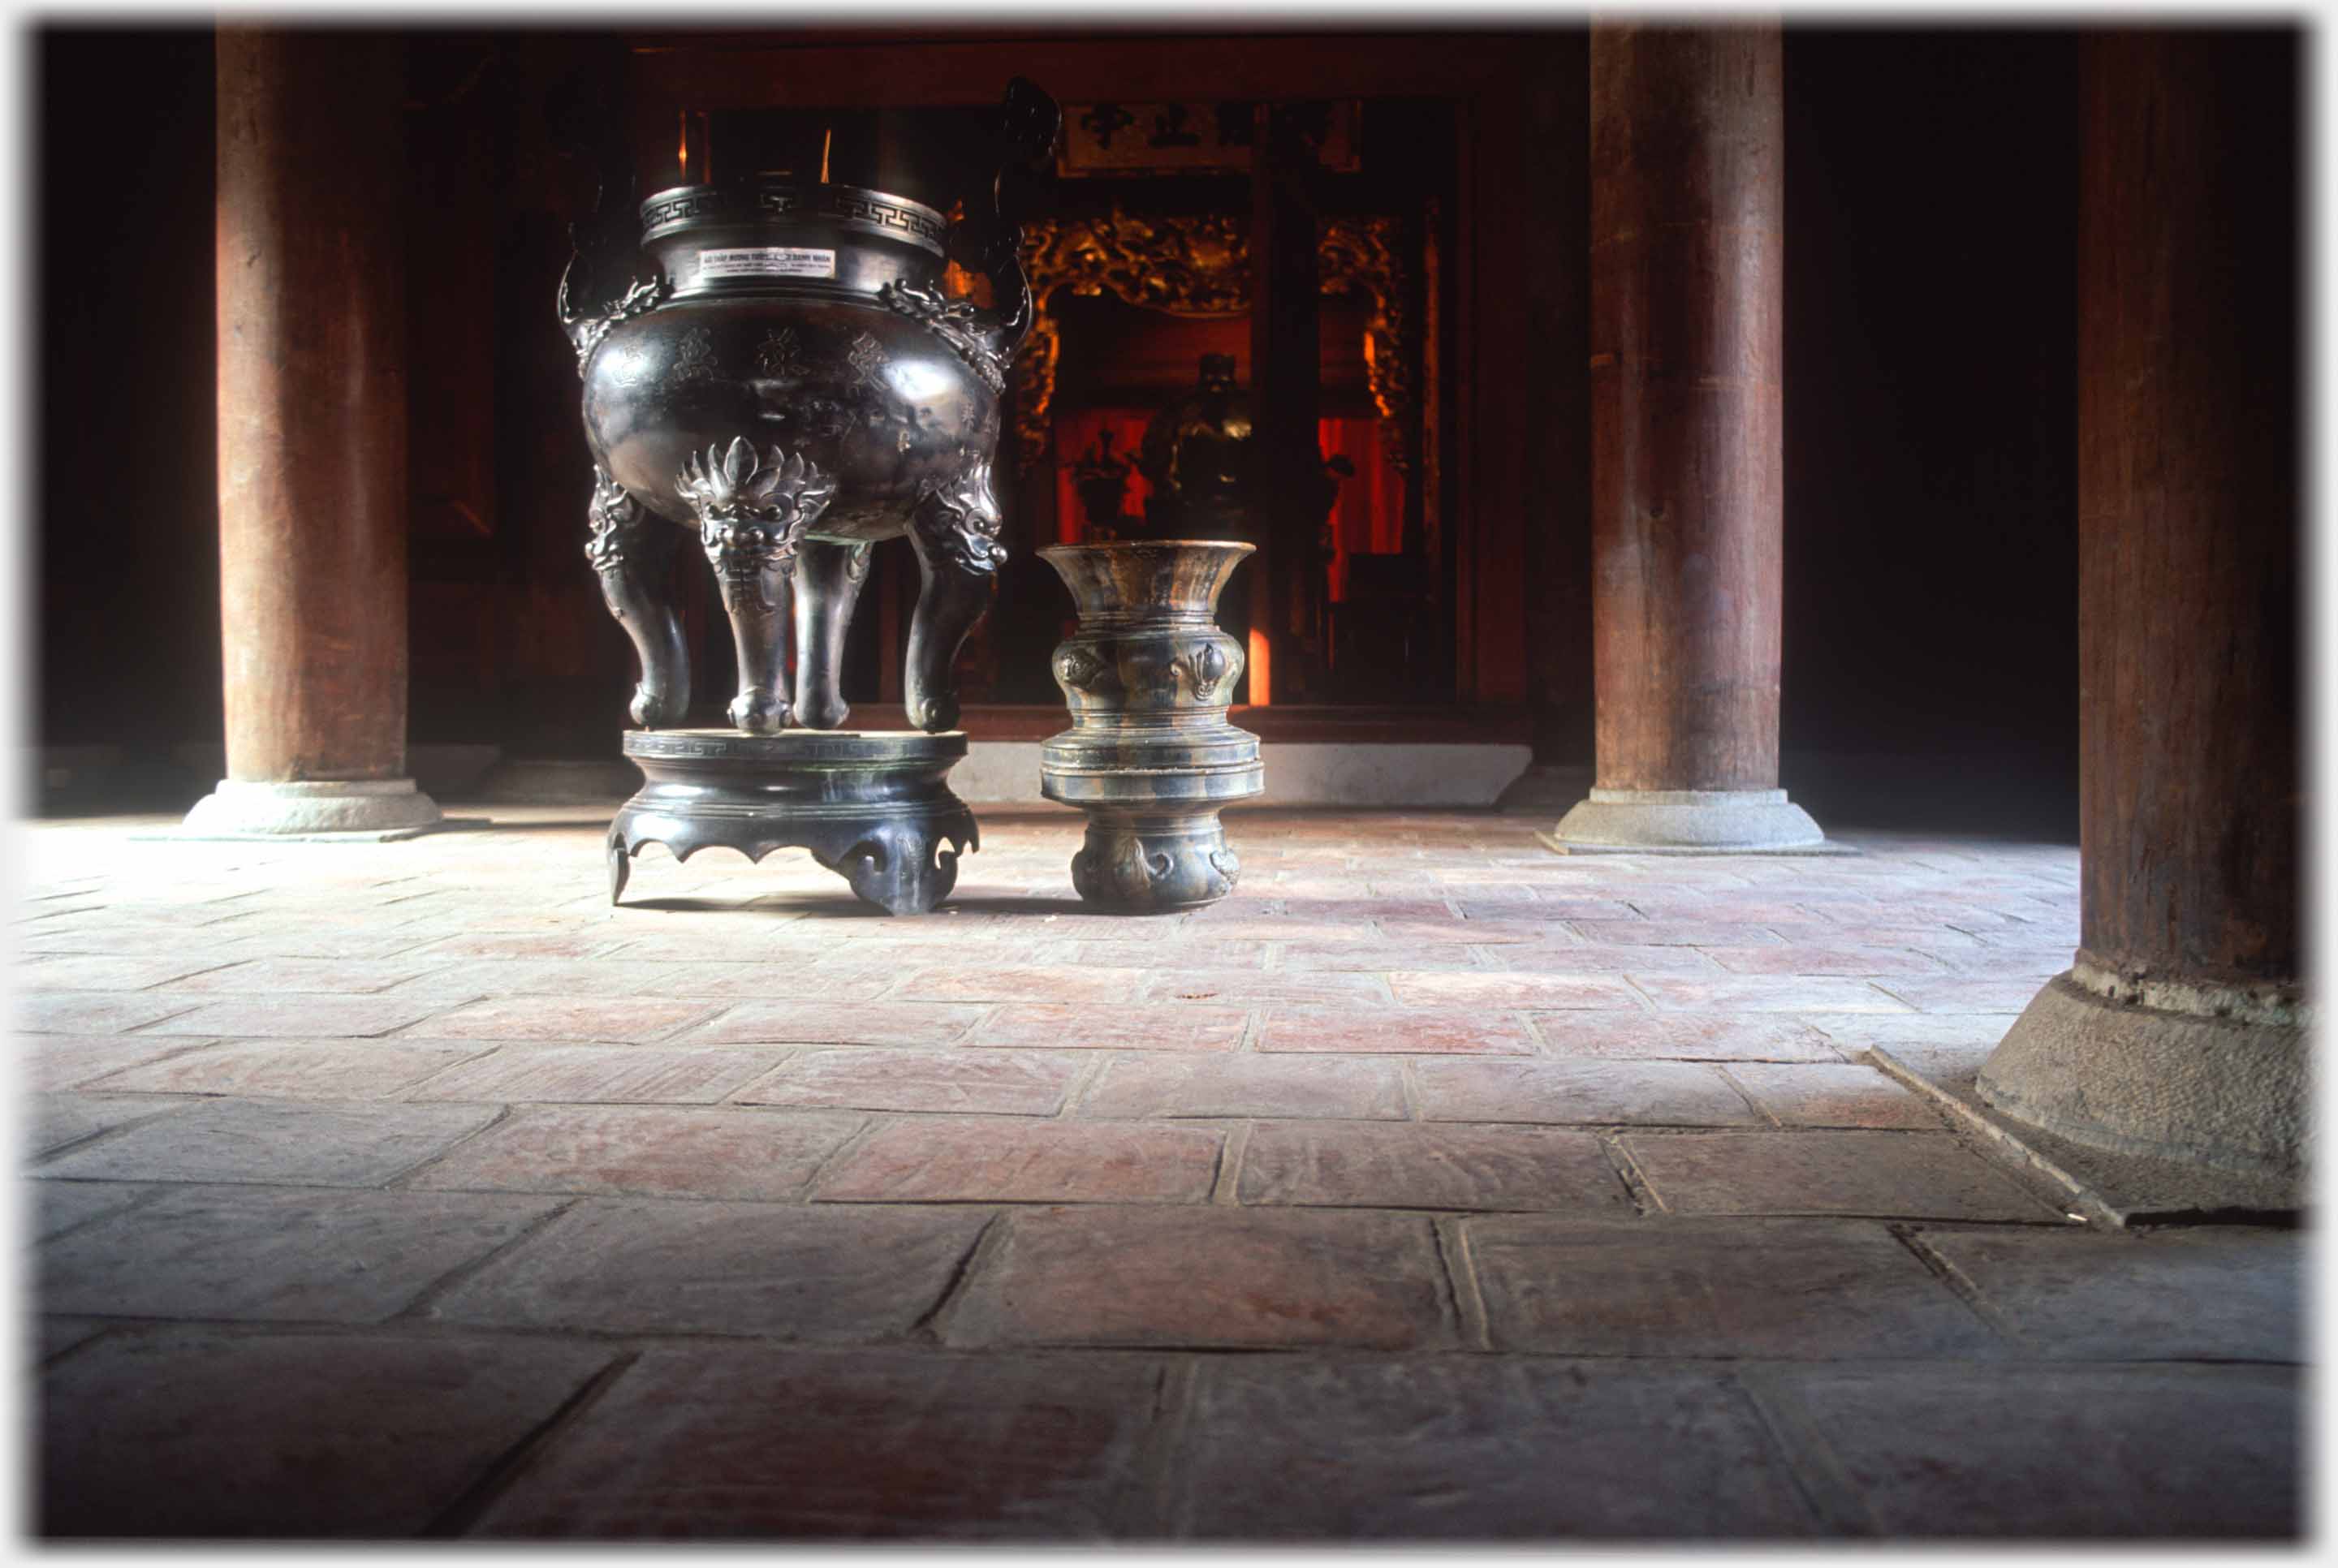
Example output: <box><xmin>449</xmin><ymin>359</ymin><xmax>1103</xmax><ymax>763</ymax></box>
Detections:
<box><xmin>585</xmin><ymin>468</ymin><xmax>691</xmax><ymax>728</ymax></box>
<box><xmin>791</xmin><ymin>539</ymin><xmax>872</xmax><ymax>730</ymax></box>
<box><xmin>701</xmin><ymin>522</ymin><xmax>795</xmax><ymax>735</ymax></box>
<box><xmin>904</xmin><ymin>476</ymin><xmax>1003</xmax><ymax>734</ymax></box>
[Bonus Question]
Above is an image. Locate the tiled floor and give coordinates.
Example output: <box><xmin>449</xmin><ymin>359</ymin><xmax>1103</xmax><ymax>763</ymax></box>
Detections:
<box><xmin>18</xmin><ymin>806</ymin><xmax>2303</xmax><ymax>1539</ymax></box>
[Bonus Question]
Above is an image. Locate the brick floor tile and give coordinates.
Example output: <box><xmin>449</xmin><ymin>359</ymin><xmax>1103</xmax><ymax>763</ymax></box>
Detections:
<box><xmin>1620</xmin><ymin>1131</ymin><xmax>2062</xmax><ymax>1221</ymax></box>
<box><xmin>381</xmin><ymin>957</ymin><xmax>691</xmax><ymax>1001</ymax></box>
<box><xmin>398</xmin><ymin>995</ymin><xmax>722</xmax><ymax>1044</ymax></box>
<box><xmin>429</xmin><ymin>1200</ymin><xmax>988</xmax><ymax>1338</ymax></box>
<box><xmin>1800</xmin><ymin>1012</ymin><xmax>2013</xmax><ymax>1052</ymax></box>
<box><xmin>1376</xmin><ymin>919</ymin><xmax>1551</xmax><ymax>945</ymax></box>
<box><xmin>891</xmin><ymin>967</ymin><xmax>1152</xmax><ymax>1004</ymax></box>
<box><xmin>1913</xmin><ymin>1226</ymin><xmax>2302</xmax><ymax>1361</ymax></box>
<box><xmin>402</xmin><ymin>1044</ymin><xmax>786</xmax><ymax>1105</ymax></box>
<box><xmin>1161</xmin><ymin>917</ymin><xmax>1374</xmax><ymax>943</ymax></box>
<box><xmin>28</xmin><ymin>1093</ymin><xmax>193</xmax><ymax>1159</ymax></box>
<box><xmin>34</xmin><ymin>1316</ymin><xmax>109</xmax><ymax>1366</ymax></box>
<box><xmin>1622</xmin><ymin>900</ymin><xmax>1822</xmax><ymax>925</ymax></box>
<box><xmin>16</xmin><ymin>955</ymin><xmax>238</xmax><ymax>991</ymax></box>
<box><xmin>1512</xmin><ymin>898</ymin><xmax>1647</xmax><ymax>920</ymax></box>
<box><xmin>1239</xmin><ymin>1122</ymin><xmax>1630</xmax><ymax>1213</ymax></box>
<box><xmin>20</xmin><ymin>928</ymin><xmax>258</xmax><ymax>960</ymax></box>
<box><xmin>1270</xmin><ymin>941</ymin><xmax>1487</xmax><ymax>972</ymax></box>
<box><xmin>943</xmin><ymin>1206</ymin><xmax>1458</xmax><ymax>1350</ymax></box>
<box><xmin>681</xmin><ymin>1000</ymin><xmax>986</xmax><ymax>1048</ymax></box>
<box><xmin>29</xmin><ymin>1179</ymin><xmax>153</xmax><ymax>1239</ymax></box>
<box><xmin>1490</xmin><ymin>942</ymin><xmax>1723</xmax><ymax>974</ymax></box>
<box><xmin>407</xmin><ymin>1105</ymin><xmax>861</xmax><ymax>1201</ymax></box>
<box><xmin>1413</xmin><ymin>1059</ymin><xmax>1763</xmax><ymax>1126</ymax></box>
<box><xmin>470</xmin><ymin>1346</ymin><xmax>1167</xmax><ymax>1540</ymax></box>
<box><xmin>1258</xmin><ymin>1005</ymin><xmax>1534</xmax><ymax>1055</ymax></box>
<box><xmin>1871</xmin><ymin>976</ymin><xmax>2048</xmax><ymax>1014</ymax></box>
<box><xmin>1630</xmin><ymin>976</ymin><xmax>1912</xmax><ymax>1014</ymax></box>
<box><xmin>625</xmin><ymin>957</ymin><xmax>921</xmax><ymax>1001</ymax></box>
<box><xmin>1570</xmin><ymin>920</ymin><xmax>1785</xmax><ymax>947</ymax></box>
<box><xmin>1386</xmin><ymin>971</ymin><xmax>1644</xmax><ymax>1009</ymax></box>
<box><xmin>15</xmin><ymin>992</ymin><xmax>207</xmax><ymax>1036</ymax></box>
<box><xmin>39</xmin><ymin>1329</ymin><xmax>615</xmax><ymax>1536</ymax></box>
<box><xmin>1172</xmin><ymin>1358</ymin><xmax>1813</xmax><ymax>1538</ymax></box>
<box><xmin>89</xmin><ymin>1040</ymin><xmax>492</xmax><ymax>1100</ymax></box>
<box><xmin>400</xmin><ymin>932</ymin><xmax>636</xmax><ymax>961</ymax></box>
<box><xmin>153</xmin><ymin>957</ymin><xmax>456</xmax><ymax>995</ymax></box>
<box><xmin>971</xmin><ymin>1004</ymin><xmax>1247</xmax><ymax>1053</ymax></box>
<box><xmin>1468</xmin><ymin>1216</ymin><xmax>2002</xmax><ymax>1358</ymax></box>
<box><xmin>207</xmin><ymin>929</ymin><xmax>449</xmax><ymax>963</ymax></box>
<box><xmin>37</xmin><ymin>1097</ymin><xmax>500</xmax><ymax>1186</ymax></box>
<box><xmin>1532</xmin><ymin>1011</ymin><xmax>1844</xmax><ymax>1061</ymax></box>
<box><xmin>1930</xmin><ymin>946</ymin><xmax>2074</xmax><ymax>977</ymax></box>
<box><xmin>38</xmin><ymin>1185</ymin><xmax>562</xmax><ymax>1321</ymax></box>
<box><xmin>1277</xmin><ymin>898</ymin><xmax>1459</xmax><ymax>923</ymax></box>
<box><xmin>1075</xmin><ymin>1055</ymin><xmax>1407</xmax><ymax>1121</ymax></box>
<box><xmin>733</xmin><ymin>1049</ymin><xmax>1085</xmax><ymax>1115</ymax></box>
<box><xmin>136</xmin><ymin>994</ymin><xmax>459</xmax><ymax>1039</ymax></box>
<box><xmin>1699</xmin><ymin>946</ymin><xmax>1953</xmax><ymax>977</ymax></box>
<box><xmin>589</xmin><ymin>929</ymin><xmax>819</xmax><ymax>964</ymax></box>
<box><xmin>1063</xmin><ymin>939</ymin><xmax>1266</xmax><ymax>969</ymax></box>
<box><xmin>1723</xmin><ymin>1063</ymin><xmax>1945</xmax><ymax>1128</ymax></box>
<box><xmin>1142</xmin><ymin>969</ymin><xmax>1390</xmax><ymax>1006</ymax></box>
<box><xmin>19</xmin><ymin>1035</ymin><xmax>205</xmax><ymax>1092</ymax></box>
<box><xmin>1775</xmin><ymin>1364</ymin><xmax>2298</xmax><ymax>1536</ymax></box>
<box><xmin>813</xmin><ymin>1118</ymin><xmax>1222</xmax><ymax>1204</ymax></box>
<box><xmin>1790</xmin><ymin>923</ymin><xmax>1998</xmax><ymax>952</ymax></box>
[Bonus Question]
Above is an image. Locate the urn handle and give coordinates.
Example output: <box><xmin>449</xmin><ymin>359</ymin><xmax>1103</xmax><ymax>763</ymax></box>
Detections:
<box><xmin>943</xmin><ymin>76</ymin><xmax>1061</xmax><ymax>363</ymax></box>
<box><xmin>549</xmin><ymin>63</ymin><xmax>671</xmax><ymax>376</ymax></box>
<box><xmin>558</xmin><ymin>262</ymin><xmax>671</xmax><ymax>377</ymax></box>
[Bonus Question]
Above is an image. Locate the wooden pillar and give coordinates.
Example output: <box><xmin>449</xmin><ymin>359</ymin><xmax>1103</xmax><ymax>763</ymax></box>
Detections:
<box><xmin>1979</xmin><ymin>31</ymin><xmax>2303</xmax><ymax>1182</ymax></box>
<box><xmin>1249</xmin><ymin>103</ymin><xmax>1322</xmax><ymax>704</ymax></box>
<box><xmin>188</xmin><ymin>28</ymin><xmax>438</xmax><ymax>834</ymax></box>
<box><xmin>1494</xmin><ymin>32</ymin><xmax>1593</xmax><ymax>812</ymax></box>
<box><xmin>1548</xmin><ymin>21</ymin><xmax>1822</xmax><ymax>851</ymax></box>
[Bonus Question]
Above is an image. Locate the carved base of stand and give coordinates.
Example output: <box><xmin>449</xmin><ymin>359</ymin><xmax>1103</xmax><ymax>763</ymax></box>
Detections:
<box><xmin>1069</xmin><ymin>813</ymin><xmax>1244</xmax><ymax>911</ymax></box>
<box><xmin>608</xmin><ymin>729</ymin><xmax>978</xmax><ymax>916</ymax></box>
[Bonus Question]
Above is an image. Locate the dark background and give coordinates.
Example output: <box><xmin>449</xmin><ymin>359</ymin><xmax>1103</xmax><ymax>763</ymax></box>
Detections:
<box><xmin>32</xmin><ymin>26</ymin><xmax>2081</xmax><ymax>836</ymax></box>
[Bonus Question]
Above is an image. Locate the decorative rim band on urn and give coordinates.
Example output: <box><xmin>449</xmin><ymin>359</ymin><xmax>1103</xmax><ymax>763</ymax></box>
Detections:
<box><xmin>639</xmin><ymin>179</ymin><xmax>952</xmax><ymax>256</ymax></box>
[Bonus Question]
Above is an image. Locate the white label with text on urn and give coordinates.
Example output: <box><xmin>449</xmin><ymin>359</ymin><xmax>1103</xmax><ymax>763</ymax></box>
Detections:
<box><xmin>697</xmin><ymin>246</ymin><xmax>837</xmax><ymax>280</ymax></box>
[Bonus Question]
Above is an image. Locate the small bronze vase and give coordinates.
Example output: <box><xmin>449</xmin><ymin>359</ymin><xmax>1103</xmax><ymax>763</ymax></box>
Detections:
<box><xmin>1038</xmin><ymin>541</ymin><xmax>1264</xmax><ymax>910</ymax></box>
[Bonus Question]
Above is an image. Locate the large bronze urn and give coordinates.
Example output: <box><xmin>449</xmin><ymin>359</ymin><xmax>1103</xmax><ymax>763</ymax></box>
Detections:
<box><xmin>558</xmin><ymin>81</ymin><xmax>1059</xmax><ymax>737</ymax></box>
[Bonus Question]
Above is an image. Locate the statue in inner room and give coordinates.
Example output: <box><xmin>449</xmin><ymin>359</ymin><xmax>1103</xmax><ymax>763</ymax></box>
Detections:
<box><xmin>1139</xmin><ymin>352</ymin><xmax>1257</xmax><ymax>538</ymax></box>
<box><xmin>1070</xmin><ymin>428</ymin><xmax>1137</xmax><ymax>538</ymax></box>
<box><xmin>558</xmin><ymin>79</ymin><xmax>1061</xmax><ymax>737</ymax></box>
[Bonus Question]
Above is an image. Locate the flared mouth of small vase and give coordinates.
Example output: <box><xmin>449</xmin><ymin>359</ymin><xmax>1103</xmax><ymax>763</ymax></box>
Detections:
<box><xmin>1037</xmin><ymin>540</ymin><xmax>1256</xmax><ymax>558</ymax></box>
<box><xmin>1038</xmin><ymin>540</ymin><xmax>1256</xmax><ymax>618</ymax></box>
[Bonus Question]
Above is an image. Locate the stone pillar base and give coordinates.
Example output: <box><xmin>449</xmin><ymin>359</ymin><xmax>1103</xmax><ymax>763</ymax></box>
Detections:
<box><xmin>1978</xmin><ymin>968</ymin><xmax>2309</xmax><ymax>1180</ymax></box>
<box><xmin>1544</xmin><ymin>787</ymin><xmax>1829</xmax><ymax>854</ymax></box>
<box><xmin>182</xmin><ymin>778</ymin><xmax>445</xmax><ymax>838</ymax></box>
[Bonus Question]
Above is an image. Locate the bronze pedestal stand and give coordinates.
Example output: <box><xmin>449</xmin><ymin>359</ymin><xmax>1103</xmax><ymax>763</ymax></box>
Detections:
<box><xmin>609</xmin><ymin>730</ymin><xmax>978</xmax><ymax>915</ymax></box>
<box><xmin>1038</xmin><ymin>542</ymin><xmax>1264</xmax><ymax>910</ymax></box>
